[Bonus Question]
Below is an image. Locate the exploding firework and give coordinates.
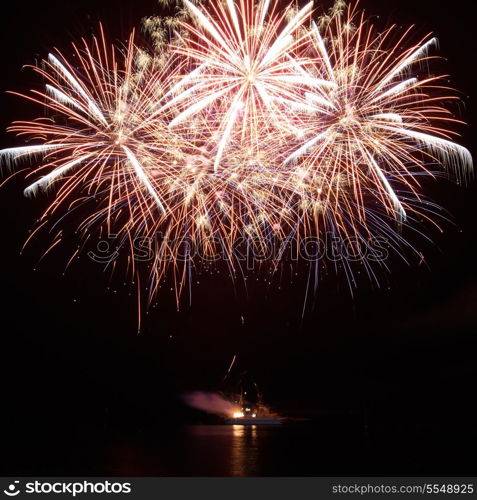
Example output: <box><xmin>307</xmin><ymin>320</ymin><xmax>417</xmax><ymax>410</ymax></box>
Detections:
<box><xmin>0</xmin><ymin>0</ymin><xmax>472</xmax><ymax>313</ymax></box>
<box><xmin>0</xmin><ymin>25</ymin><xmax>199</xmax><ymax>277</ymax></box>
<box><xmin>167</xmin><ymin>0</ymin><xmax>325</xmax><ymax>170</ymax></box>
<box><xmin>284</xmin><ymin>3</ymin><xmax>472</xmax><ymax>234</ymax></box>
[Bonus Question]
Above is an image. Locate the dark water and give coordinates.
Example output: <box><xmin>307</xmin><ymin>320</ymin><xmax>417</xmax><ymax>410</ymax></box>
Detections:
<box><xmin>3</xmin><ymin>417</ymin><xmax>476</xmax><ymax>476</ymax></box>
<box><xmin>102</xmin><ymin>422</ymin><xmax>369</xmax><ymax>477</ymax></box>
<box><xmin>101</xmin><ymin>423</ymin><xmax>477</xmax><ymax>476</ymax></box>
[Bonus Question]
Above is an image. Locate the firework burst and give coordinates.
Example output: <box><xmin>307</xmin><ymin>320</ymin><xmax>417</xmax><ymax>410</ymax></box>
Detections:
<box><xmin>0</xmin><ymin>0</ymin><xmax>472</xmax><ymax>313</ymax></box>
<box><xmin>166</xmin><ymin>0</ymin><xmax>334</xmax><ymax>171</ymax></box>
<box><xmin>0</xmin><ymin>27</ymin><xmax>185</xmax><ymax>226</ymax></box>
<box><xmin>283</xmin><ymin>3</ymin><xmax>472</xmax><ymax>235</ymax></box>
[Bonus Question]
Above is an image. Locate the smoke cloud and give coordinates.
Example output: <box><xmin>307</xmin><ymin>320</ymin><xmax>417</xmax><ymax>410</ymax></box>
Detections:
<box><xmin>182</xmin><ymin>391</ymin><xmax>236</xmax><ymax>417</ymax></box>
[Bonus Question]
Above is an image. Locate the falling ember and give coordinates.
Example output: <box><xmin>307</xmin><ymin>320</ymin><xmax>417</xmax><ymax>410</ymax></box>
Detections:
<box><xmin>0</xmin><ymin>0</ymin><xmax>472</xmax><ymax>314</ymax></box>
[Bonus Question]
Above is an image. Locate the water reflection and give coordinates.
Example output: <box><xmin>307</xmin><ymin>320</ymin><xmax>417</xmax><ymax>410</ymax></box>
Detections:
<box><xmin>231</xmin><ymin>425</ymin><xmax>258</xmax><ymax>476</ymax></box>
<box><xmin>101</xmin><ymin>419</ymin><xmax>370</xmax><ymax>476</ymax></box>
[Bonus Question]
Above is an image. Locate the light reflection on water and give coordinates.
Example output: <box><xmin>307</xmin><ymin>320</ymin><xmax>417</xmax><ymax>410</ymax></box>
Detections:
<box><xmin>182</xmin><ymin>424</ymin><xmax>266</xmax><ymax>477</ymax></box>
<box><xmin>107</xmin><ymin>421</ymin><xmax>365</xmax><ymax>476</ymax></box>
<box><xmin>231</xmin><ymin>425</ymin><xmax>258</xmax><ymax>476</ymax></box>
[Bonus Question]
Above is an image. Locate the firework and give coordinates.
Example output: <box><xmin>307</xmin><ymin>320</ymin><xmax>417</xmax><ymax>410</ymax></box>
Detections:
<box><xmin>283</xmin><ymin>3</ymin><xmax>472</xmax><ymax>236</ymax></box>
<box><xmin>0</xmin><ymin>27</ymin><xmax>188</xmax><ymax>231</ymax></box>
<box><xmin>167</xmin><ymin>0</ymin><xmax>332</xmax><ymax>171</ymax></box>
<box><xmin>0</xmin><ymin>0</ymin><xmax>472</xmax><ymax>312</ymax></box>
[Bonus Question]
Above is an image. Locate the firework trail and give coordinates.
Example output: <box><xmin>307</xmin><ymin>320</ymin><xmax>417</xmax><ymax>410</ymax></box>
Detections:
<box><xmin>0</xmin><ymin>0</ymin><xmax>472</xmax><ymax>313</ymax></box>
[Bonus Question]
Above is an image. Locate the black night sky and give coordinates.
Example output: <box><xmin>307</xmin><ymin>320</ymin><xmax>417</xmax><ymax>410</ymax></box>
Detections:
<box><xmin>0</xmin><ymin>0</ymin><xmax>476</xmax><ymax>476</ymax></box>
